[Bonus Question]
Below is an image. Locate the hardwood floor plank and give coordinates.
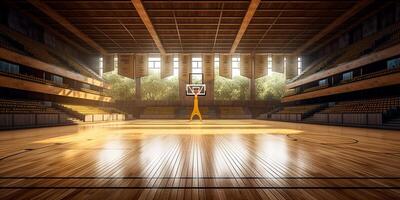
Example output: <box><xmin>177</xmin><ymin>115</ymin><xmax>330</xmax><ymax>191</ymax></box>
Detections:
<box><xmin>0</xmin><ymin>120</ymin><xmax>399</xmax><ymax>199</ymax></box>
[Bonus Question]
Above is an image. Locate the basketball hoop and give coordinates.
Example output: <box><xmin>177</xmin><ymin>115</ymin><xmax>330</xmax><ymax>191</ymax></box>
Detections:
<box><xmin>186</xmin><ymin>84</ymin><xmax>206</xmax><ymax>96</ymax></box>
<box><xmin>186</xmin><ymin>73</ymin><xmax>205</xmax><ymax>120</ymax></box>
<box><xmin>186</xmin><ymin>73</ymin><xmax>206</xmax><ymax>96</ymax></box>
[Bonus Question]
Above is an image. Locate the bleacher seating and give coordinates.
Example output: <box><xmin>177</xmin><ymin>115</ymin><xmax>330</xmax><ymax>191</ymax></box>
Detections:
<box><xmin>61</xmin><ymin>104</ymin><xmax>122</xmax><ymax>115</ymax></box>
<box><xmin>0</xmin><ymin>99</ymin><xmax>57</xmax><ymax>113</ymax></box>
<box><xmin>0</xmin><ymin>99</ymin><xmax>71</xmax><ymax>129</ymax></box>
<box><xmin>322</xmin><ymin>97</ymin><xmax>400</xmax><ymax>114</ymax></box>
<box><xmin>271</xmin><ymin>104</ymin><xmax>324</xmax><ymax>122</ymax></box>
<box><xmin>304</xmin><ymin>97</ymin><xmax>400</xmax><ymax>126</ymax></box>
<box><xmin>80</xmin><ymin>87</ymin><xmax>102</xmax><ymax>95</ymax></box>
<box><xmin>277</xmin><ymin>104</ymin><xmax>322</xmax><ymax>114</ymax></box>
<box><xmin>59</xmin><ymin>104</ymin><xmax>125</xmax><ymax>122</ymax></box>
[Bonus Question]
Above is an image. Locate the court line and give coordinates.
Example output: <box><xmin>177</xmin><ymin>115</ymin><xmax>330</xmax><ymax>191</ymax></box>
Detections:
<box><xmin>0</xmin><ymin>143</ymin><xmax>64</xmax><ymax>161</ymax></box>
<box><xmin>0</xmin><ymin>176</ymin><xmax>399</xmax><ymax>179</ymax></box>
<box><xmin>0</xmin><ymin>186</ymin><xmax>399</xmax><ymax>190</ymax></box>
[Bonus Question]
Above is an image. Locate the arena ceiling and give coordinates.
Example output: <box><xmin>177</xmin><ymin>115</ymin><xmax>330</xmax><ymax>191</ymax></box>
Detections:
<box><xmin>8</xmin><ymin>0</ymin><xmax>367</xmax><ymax>55</ymax></box>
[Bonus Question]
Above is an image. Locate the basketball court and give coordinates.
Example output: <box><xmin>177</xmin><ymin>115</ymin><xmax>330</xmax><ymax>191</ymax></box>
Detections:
<box><xmin>0</xmin><ymin>120</ymin><xmax>399</xmax><ymax>199</ymax></box>
<box><xmin>1</xmin><ymin>0</ymin><xmax>400</xmax><ymax>199</ymax></box>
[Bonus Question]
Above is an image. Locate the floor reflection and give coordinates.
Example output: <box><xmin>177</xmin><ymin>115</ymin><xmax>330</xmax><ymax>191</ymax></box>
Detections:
<box><xmin>1</xmin><ymin>120</ymin><xmax>399</xmax><ymax>199</ymax></box>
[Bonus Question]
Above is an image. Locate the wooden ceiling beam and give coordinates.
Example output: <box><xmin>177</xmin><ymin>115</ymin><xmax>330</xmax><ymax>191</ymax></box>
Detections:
<box><xmin>27</xmin><ymin>0</ymin><xmax>107</xmax><ymax>55</ymax></box>
<box><xmin>293</xmin><ymin>0</ymin><xmax>374</xmax><ymax>55</ymax></box>
<box><xmin>144</xmin><ymin>0</ymin><xmax>356</xmax><ymax>3</ymax></box>
<box><xmin>64</xmin><ymin>16</ymin><xmax>336</xmax><ymax>20</ymax></box>
<box><xmin>73</xmin><ymin>23</ymin><xmax>329</xmax><ymax>26</ymax></box>
<box><xmin>131</xmin><ymin>0</ymin><xmax>166</xmax><ymax>54</ymax></box>
<box><xmin>45</xmin><ymin>0</ymin><xmax>357</xmax><ymax>3</ymax></box>
<box><xmin>56</xmin><ymin>9</ymin><xmax>347</xmax><ymax>12</ymax></box>
<box><xmin>79</xmin><ymin>28</ymin><xmax>323</xmax><ymax>31</ymax></box>
<box><xmin>229</xmin><ymin>0</ymin><xmax>261</xmax><ymax>54</ymax></box>
<box><xmin>79</xmin><ymin>32</ymin><xmax>313</xmax><ymax>35</ymax></box>
<box><xmin>212</xmin><ymin>3</ymin><xmax>224</xmax><ymax>52</ymax></box>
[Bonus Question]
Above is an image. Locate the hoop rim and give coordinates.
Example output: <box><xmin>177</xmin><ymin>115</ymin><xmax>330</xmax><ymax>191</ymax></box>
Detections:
<box><xmin>186</xmin><ymin>84</ymin><xmax>206</xmax><ymax>96</ymax></box>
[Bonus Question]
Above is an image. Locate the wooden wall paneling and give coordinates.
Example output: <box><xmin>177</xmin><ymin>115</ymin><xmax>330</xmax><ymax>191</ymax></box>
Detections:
<box><xmin>103</xmin><ymin>54</ymin><xmax>115</xmax><ymax>73</ymax></box>
<box><xmin>161</xmin><ymin>54</ymin><xmax>174</xmax><ymax>79</ymax></box>
<box><xmin>179</xmin><ymin>54</ymin><xmax>191</xmax><ymax>82</ymax></box>
<box><xmin>118</xmin><ymin>54</ymin><xmax>135</xmax><ymax>79</ymax></box>
<box><xmin>240</xmin><ymin>54</ymin><xmax>252</xmax><ymax>78</ymax></box>
<box><xmin>179</xmin><ymin>54</ymin><xmax>192</xmax><ymax>100</ymax></box>
<box><xmin>202</xmin><ymin>53</ymin><xmax>215</xmax><ymax>102</ymax></box>
<box><xmin>254</xmin><ymin>54</ymin><xmax>268</xmax><ymax>79</ymax></box>
<box><xmin>286</xmin><ymin>55</ymin><xmax>298</xmax><ymax>80</ymax></box>
<box><xmin>272</xmin><ymin>54</ymin><xmax>284</xmax><ymax>73</ymax></box>
<box><xmin>219</xmin><ymin>54</ymin><xmax>232</xmax><ymax>79</ymax></box>
<box><xmin>202</xmin><ymin>53</ymin><xmax>214</xmax><ymax>82</ymax></box>
<box><xmin>135</xmin><ymin>53</ymin><xmax>148</xmax><ymax>78</ymax></box>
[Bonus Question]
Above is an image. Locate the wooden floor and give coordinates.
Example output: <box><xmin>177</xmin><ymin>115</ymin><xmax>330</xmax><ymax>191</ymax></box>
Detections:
<box><xmin>0</xmin><ymin>119</ymin><xmax>399</xmax><ymax>199</ymax></box>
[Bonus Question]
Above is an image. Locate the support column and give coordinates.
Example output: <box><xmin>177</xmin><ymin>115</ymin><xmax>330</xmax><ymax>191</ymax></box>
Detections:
<box><xmin>179</xmin><ymin>54</ymin><xmax>192</xmax><ymax>105</ymax></box>
<box><xmin>250</xmin><ymin>53</ymin><xmax>256</xmax><ymax>103</ymax></box>
<box><xmin>206</xmin><ymin>79</ymin><xmax>214</xmax><ymax>105</ymax></box>
<box><xmin>135</xmin><ymin>78</ymin><xmax>141</xmax><ymax>101</ymax></box>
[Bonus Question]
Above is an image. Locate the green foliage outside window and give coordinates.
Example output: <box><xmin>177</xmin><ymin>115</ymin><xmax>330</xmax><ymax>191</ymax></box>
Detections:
<box><xmin>214</xmin><ymin>69</ymin><xmax>250</xmax><ymax>101</ymax></box>
<box><xmin>103</xmin><ymin>70</ymin><xmax>285</xmax><ymax>101</ymax></box>
<box><xmin>140</xmin><ymin>71</ymin><xmax>179</xmax><ymax>101</ymax></box>
<box><xmin>255</xmin><ymin>72</ymin><xmax>286</xmax><ymax>100</ymax></box>
<box><xmin>103</xmin><ymin>72</ymin><xmax>135</xmax><ymax>101</ymax></box>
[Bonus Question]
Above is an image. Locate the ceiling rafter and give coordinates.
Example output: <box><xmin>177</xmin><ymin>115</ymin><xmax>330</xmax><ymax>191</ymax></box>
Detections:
<box><xmin>170</xmin><ymin>2</ymin><xmax>184</xmax><ymax>52</ymax></box>
<box><xmin>131</xmin><ymin>0</ymin><xmax>166</xmax><ymax>54</ymax></box>
<box><xmin>230</xmin><ymin>0</ymin><xmax>261</xmax><ymax>54</ymax></box>
<box><xmin>212</xmin><ymin>3</ymin><xmax>225</xmax><ymax>52</ymax></box>
<box><xmin>252</xmin><ymin>3</ymin><xmax>287</xmax><ymax>52</ymax></box>
<box><xmin>119</xmin><ymin>20</ymin><xmax>138</xmax><ymax>44</ymax></box>
<box><xmin>93</xmin><ymin>26</ymin><xmax>123</xmax><ymax>50</ymax></box>
<box><xmin>13</xmin><ymin>0</ymin><xmax>363</xmax><ymax>54</ymax></box>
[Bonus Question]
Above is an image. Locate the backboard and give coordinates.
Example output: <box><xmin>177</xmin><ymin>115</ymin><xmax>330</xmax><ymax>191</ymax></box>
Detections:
<box><xmin>186</xmin><ymin>73</ymin><xmax>206</xmax><ymax>96</ymax></box>
<box><xmin>186</xmin><ymin>84</ymin><xmax>206</xmax><ymax>96</ymax></box>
